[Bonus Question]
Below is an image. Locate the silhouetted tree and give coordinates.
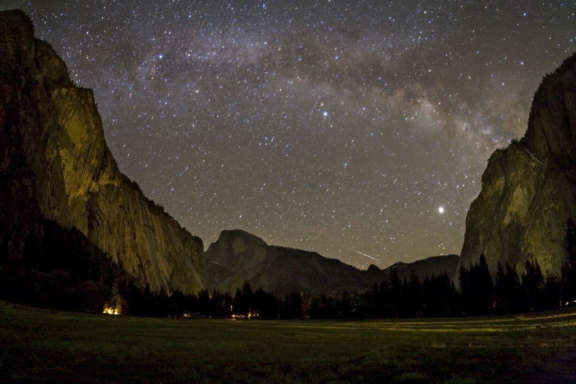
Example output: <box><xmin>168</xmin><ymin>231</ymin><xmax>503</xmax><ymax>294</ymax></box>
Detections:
<box><xmin>421</xmin><ymin>274</ymin><xmax>458</xmax><ymax>317</ymax></box>
<box><xmin>76</xmin><ymin>280</ymin><xmax>105</xmax><ymax>313</ymax></box>
<box><xmin>209</xmin><ymin>291</ymin><xmax>230</xmax><ymax>318</ymax></box>
<box><xmin>522</xmin><ymin>259</ymin><xmax>544</xmax><ymax>311</ymax></box>
<box><xmin>561</xmin><ymin>218</ymin><xmax>576</xmax><ymax>305</ymax></box>
<box><xmin>403</xmin><ymin>271</ymin><xmax>422</xmax><ymax>317</ymax></box>
<box><xmin>310</xmin><ymin>294</ymin><xmax>338</xmax><ymax>319</ymax></box>
<box><xmin>198</xmin><ymin>289</ymin><xmax>211</xmax><ymax>317</ymax></box>
<box><xmin>253</xmin><ymin>288</ymin><xmax>278</xmax><ymax>319</ymax></box>
<box><xmin>233</xmin><ymin>282</ymin><xmax>254</xmax><ymax>317</ymax></box>
<box><xmin>541</xmin><ymin>275</ymin><xmax>562</xmax><ymax>310</ymax></box>
<box><xmin>280</xmin><ymin>292</ymin><xmax>302</xmax><ymax>319</ymax></box>
<box><xmin>494</xmin><ymin>263</ymin><xmax>523</xmax><ymax>313</ymax></box>
<box><xmin>460</xmin><ymin>254</ymin><xmax>493</xmax><ymax>315</ymax></box>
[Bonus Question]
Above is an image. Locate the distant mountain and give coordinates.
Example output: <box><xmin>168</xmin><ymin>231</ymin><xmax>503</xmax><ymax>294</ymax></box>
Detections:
<box><xmin>0</xmin><ymin>10</ymin><xmax>205</xmax><ymax>294</ymax></box>
<box><xmin>368</xmin><ymin>255</ymin><xmax>460</xmax><ymax>283</ymax></box>
<box><xmin>206</xmin><ymin>229</ymin><xmax>459</xmax><ymax>294</ymax></box>
<box><xmin>460</xmin><ymin>53</ymin><xmax>576</xmax><ymax>277</ymax></box>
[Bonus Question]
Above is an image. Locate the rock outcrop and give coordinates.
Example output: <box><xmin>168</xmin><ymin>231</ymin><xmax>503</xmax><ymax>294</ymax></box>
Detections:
<box><xmin>460</xmin><ymin>53</ymin><xmax>576</xmax><ymax>276</ymax></box>
<box><xmin>206</xmin><ymin>229</ymin><xmax>459</xmax><ymax>294</ymax></box>
<box><xmin>0</xmin><ymin>10</ymin><xmax>205</xmax><ymax>293</ymax></box>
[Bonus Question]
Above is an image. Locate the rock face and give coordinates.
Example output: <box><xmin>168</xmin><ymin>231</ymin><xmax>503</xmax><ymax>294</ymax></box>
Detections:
<box><xmin>0</xmin><ymin>10</ymin><xmax>205</xmax><ymax>293</ymax></box>
<box><xmin>460</xmin><ymin>53</ymin><xmax>576</xmax><ymax>276</ymax></box>
<box><xmin>206</xmin><ymin>230</ymin><xmax>459</xmax><ymax>294</ymax></box>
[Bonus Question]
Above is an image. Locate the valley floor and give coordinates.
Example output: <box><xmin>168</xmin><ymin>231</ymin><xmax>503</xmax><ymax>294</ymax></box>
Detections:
<box><xmin>2</xmin><ymin>301</ymin><xmax>576</xmax><ymax>383</ymax></box>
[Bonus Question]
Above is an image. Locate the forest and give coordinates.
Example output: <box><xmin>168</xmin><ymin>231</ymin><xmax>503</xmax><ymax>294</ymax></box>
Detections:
<box><xmin>2</xmin><ymin>220</ymin><xmax>576</xmax><ymax>320</ymax></box>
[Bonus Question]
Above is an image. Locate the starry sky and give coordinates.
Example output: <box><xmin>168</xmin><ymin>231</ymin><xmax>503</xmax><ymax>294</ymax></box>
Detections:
<box><xmin>6</xmin><ymin>0</ymin><xmax>576</xmax><ymax>269</ymax></box>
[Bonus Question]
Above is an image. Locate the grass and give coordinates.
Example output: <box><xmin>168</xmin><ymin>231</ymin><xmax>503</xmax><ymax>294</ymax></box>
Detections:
<box><xmin>2</xmin><ymin>301</ymin><xmax>576</xmax><ymax>383</ymax></box>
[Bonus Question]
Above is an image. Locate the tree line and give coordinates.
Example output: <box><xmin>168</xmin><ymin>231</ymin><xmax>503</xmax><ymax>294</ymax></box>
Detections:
<box><xmin>122</xmin><ymin>282</ymin><xmax>303</xmax><ymax>319</ymax></box>
<box><xmin>3</xmin><ymin>254</ymin><xmax>576</xmax><ymax>319</ymax></box>
<box><xmin>2</xmin><ymin>220</ymin><xmax>576</xmax><ymax>319</ymax></box>
<box><xmin>101</xmin><ymin>250</ymin><xmax>576</xmax><ymax>319</ymax></box>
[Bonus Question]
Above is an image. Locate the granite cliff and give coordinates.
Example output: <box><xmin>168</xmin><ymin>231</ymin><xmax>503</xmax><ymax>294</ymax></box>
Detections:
<box><xmin>0</xmin><ymin>10</ymin><xmax>205</xmax><ymax>293</ymax></box>
<box><xmin>206</xmin><ymin>229</ymin><xmax>459</xmax><ymax>294</ymax></box>
<box><xmin>460</xmin><ymin>53</ymin><xmax>576</xmax><ymax>276</ymax></box>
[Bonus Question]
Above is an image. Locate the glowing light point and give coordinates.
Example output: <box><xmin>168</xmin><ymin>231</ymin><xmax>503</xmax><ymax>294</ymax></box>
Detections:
<box><xmin>438</xmin><ymin>206</ymin><xmax>445</xmax><ymax>215</ymax></box>
<box><xmin>102</xmin><ymin>305</ymin><xmax>120</xmax><ymax>315</ymax></box>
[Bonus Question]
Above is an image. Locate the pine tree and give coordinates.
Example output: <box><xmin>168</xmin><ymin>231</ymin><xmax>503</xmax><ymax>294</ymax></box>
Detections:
<box><xmin>460</xmin><ymin>255</ymin><xmax>493</xmax><ymax>315</ymax></box>
<box><xmin>494</xmin><ymin>262</ymin><xmax>522</xmax><ymax>313</ymax></box>
<box><xmin>522</xmin><ymin>259</ymin><xmax>543</xmax><ymax>311</ymax></box>
<box><xmin>562</xmin><ymin>218</ymin><xmax>576</xmax><ymax>305</ymax></box>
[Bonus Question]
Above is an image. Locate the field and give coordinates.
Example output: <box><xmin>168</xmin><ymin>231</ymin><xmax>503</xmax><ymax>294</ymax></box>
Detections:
<box><xmin>2</xmin><ymin>301</ymin><xmax>576</xmax><ymax>383</ymax></box>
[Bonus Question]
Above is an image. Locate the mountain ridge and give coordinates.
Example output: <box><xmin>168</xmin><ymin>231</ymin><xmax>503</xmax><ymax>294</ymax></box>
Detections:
<box><xmin>206</xmin><ymin>229</ymin><xmax>459</xmax><ymax>294</ymax></box>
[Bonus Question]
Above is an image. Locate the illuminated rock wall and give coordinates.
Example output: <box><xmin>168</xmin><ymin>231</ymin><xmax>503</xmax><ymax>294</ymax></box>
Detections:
<box><xmin>460</xmin><ymin>53</ymin><xmax>576</xmax><ymax>276</ymax></box>
<box><xmin>0</xmin><ymin>10</ymin><xmax>205</xmax><ymax>293</ymax></box>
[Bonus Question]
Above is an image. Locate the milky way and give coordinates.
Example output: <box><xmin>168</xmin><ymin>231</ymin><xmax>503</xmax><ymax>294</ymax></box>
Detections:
<box><xmin>7</xmin><ymin>0</ymin><xmax>576</xmax><ymax>268</ymax></box>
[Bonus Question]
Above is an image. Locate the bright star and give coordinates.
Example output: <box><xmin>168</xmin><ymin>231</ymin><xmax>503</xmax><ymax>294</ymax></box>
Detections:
<box><xmin>438</xmin><ymin>206</ymin><xmax>445</xmax><ymax>215</ymax></box>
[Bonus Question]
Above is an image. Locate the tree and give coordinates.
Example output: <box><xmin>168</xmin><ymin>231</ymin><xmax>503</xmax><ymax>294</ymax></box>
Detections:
<box><xmin>400</xmin><ymin>271</ymin><xmax>420</xmax><ymax>317</ymax></box>
<box><xmin>232</xmin><ymin>282</ymin><xmax>257</xmax><ymax>318</ymax></box>
<box><xmin>460</xmin><ymin>255</ymin><xmax>493</xmax><ymax>315</ymax></box>
<box><xmin>541</xmin><ymin>275</ymin><xmax>562</xmax><ymax>310</ymax></box>
<box><xmin>198</xmin><ymin>289</ymin><xmax>211</xmax><ymax>317</ymax></box>
<box><xmin>310</xmin><ymin>295</ymin><xmax>337</xmax><ymax>319</ymax></box>
<box><xmin>494</xmin><ymin>263</ymin><xmax>523</xmax><ymax>313</ymax></box>
<box><xmin>280</xmin><ymin>292</ymin><xmax>302</xmax><ymax>319</ymax></box>
<box><xmin>76</xmin><ymin>280</ymin><xmax>104</xmax><ymax>313</ymax></box>
<box><xmin>522</xmin><ymin>259</ymin><xmax>544</xmax><ymax>311</ymax></box>
<box><xmin>421</xmin><ymin>274</ymin><xmax>458</xmax><ymax>317</ymax></box>
<box><xmin>253</xmin><ymin>288</ymin><xmax>278</xmax><ymax>319</ymax></box>
<box><xmin>561</xmin><ymin>218</ymin><xmax>576</xmax><ymax>305</ymax></box>
<box><xmin>388</xmin><ymin>270</ymin><xmax>403</xmax><ymax>317</ymax></box>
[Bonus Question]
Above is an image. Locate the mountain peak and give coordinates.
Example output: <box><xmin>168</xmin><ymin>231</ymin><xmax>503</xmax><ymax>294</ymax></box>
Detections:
<box><xmin>521</xmin><ymin>52</ymin><xmax>576</xmax><ymax>165</ymax></box>
<box><xmin>216</xmin><ymin>229</ymin><xmax>267</xmax><ymax>245</ymax></box>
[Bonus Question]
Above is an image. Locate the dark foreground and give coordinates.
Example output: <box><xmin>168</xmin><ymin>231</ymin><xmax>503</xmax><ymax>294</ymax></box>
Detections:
<box><xmin>2</xmin><ymin>301</ymin><xmax>576</xmax><ymax>383</ymax></box>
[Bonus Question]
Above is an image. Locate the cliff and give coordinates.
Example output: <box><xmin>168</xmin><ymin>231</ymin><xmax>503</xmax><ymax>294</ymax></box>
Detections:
<box><xmin>206</xmin><ymin>229</ymin><xmax>459</xmax><ymax>294</ymax></box>
<box><xmin>0</xmin><ymin>10</ymin><xmax>205</xmax><ymax>293</ymax></box>
<box><xmin>460</xmin><ymin>53</ymin><xmax>576</xmax><ymax>276</ymax></box>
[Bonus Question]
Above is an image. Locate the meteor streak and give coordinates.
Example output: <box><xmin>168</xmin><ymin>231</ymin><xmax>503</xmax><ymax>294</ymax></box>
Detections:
<box><xmin>354</xmin><ymin>250</ymin><xmax>378</xmax><ymax>261</ymax></box>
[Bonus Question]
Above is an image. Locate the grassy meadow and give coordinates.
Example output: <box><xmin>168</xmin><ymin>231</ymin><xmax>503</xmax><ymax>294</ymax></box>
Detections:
<box><xmin>2</xmin><ymin>301</ymin><xmax>576</xmax><ymax>383</ymax></box>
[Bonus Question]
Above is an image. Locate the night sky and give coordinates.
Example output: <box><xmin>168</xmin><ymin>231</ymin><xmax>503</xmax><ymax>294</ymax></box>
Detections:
<box><xmin>5</xmin><ymin>1</ymin><xmax>576</xmax><ymax>269</ymax></box>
